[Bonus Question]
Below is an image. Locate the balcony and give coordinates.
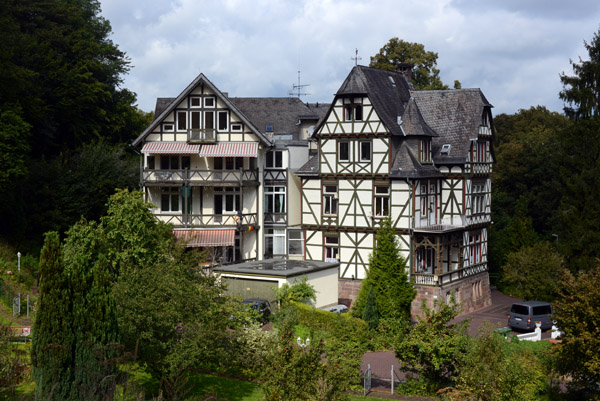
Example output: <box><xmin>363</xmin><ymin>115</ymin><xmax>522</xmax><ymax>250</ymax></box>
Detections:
<box><xmin>413</xmin><ymin>215</ymin><xmax>466</xmax><ymax>232</ymax></box>
<box><xmin>154</xmin><ymin>212</ymin><xmax>258</xmax><ymax>228</ymax></box>
<box><xmin>478</xmin><ymin>125</ymin><xmax>492</xmax><ymax>137</ymax></box>
<box><xmin>142</xmin><ymin>168</ymin><xmax>259</xmax><ymax>185</ymax></box>
<box><xmin>188</xmin><ymin>129</ymin><xmax>216</xmax><ymax>143</ymax></box>
<box><xmin>412</xmin><ymin>262</ymin><xmax>487</xmax><ymax>286</ymax></box>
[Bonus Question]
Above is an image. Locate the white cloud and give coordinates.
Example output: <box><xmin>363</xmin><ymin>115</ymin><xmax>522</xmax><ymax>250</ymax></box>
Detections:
<box><xmin>100</xmin><ymin>0</ymin><xmax>600</xmax><ymax>115</ymax></box>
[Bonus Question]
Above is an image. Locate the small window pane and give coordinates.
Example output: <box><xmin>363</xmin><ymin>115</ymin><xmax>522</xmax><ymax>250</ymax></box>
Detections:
<box><xmin>177</xmin><ymin>112</ymin><xmax>187</xmax><ymax>130</ymax></box>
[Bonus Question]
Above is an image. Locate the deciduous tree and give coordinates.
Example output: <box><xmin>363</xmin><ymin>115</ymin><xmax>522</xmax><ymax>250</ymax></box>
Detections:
<box><xmin>370</xmin><ymin>38</ymin><xmax>458</xmax><ymax>90</ymax></box>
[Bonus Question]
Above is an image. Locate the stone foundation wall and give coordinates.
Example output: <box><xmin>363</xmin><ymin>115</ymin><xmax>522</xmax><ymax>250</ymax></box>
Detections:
<box><xmin>411</xmin><ymin>272</ymin><xmax>492</xmax><ymax>319</ymax></box>
<box><xmin>338</xmin><ymin>279</ymin><xmax>362</xmax><ymax>307</ymax></box>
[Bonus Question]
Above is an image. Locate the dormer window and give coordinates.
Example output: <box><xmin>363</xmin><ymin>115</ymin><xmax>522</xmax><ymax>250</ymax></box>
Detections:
<box><xmin>420</xmin><ymin>139</ymin><xmax>432</xmax><ymax>163</ymax></box>
<box><xmin>343</xmin><ymin>98</ymin><xmax>363</xmax><ymax>121</ymax></box>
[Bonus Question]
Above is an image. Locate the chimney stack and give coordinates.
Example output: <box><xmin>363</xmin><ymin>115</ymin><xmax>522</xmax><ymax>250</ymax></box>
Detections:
<box><xmin>396</xmin><ymin>62</ymin><xmax>414</xmax><ymax>83</ymax></box>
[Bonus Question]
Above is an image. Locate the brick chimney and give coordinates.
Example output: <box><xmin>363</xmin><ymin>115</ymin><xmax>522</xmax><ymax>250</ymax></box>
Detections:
<box><xmin>396</xmin><ymin>62</ymin><xmax>414</xmax><ymax>83</ymax></box>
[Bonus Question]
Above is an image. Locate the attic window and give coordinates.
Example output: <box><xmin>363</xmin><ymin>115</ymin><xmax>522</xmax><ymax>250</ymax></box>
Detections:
<box><xmin>388</xmin><ymin>76</ymin><xmax>396</xmax><ymax>86</ymax></box>
<box><xmin>441</xmin><ymin>144</ymin><xmax>451</xmax><ymax>155</ymax></box>
<box><xmin>266</xmin><ymin>124</ymin><xmax>274</xmax><ymax>132</ymax></box>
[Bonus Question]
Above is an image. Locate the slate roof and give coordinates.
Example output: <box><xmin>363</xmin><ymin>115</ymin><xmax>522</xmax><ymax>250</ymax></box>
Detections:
<box><xmin>390</xmin><ymin>141</ymin><xmax>442</xmax><ymax>179</ymax></box>
<box><xmin>296</xmin><ymin>154</ymin><xmax>320</xmax><ymax>176</ymax></box>
<box><xmin>400</xmin><ymin>98</ymin><xmax>438</xmax><ymax>138</ymax></box>
<box><xmin>154</xmin><ymin>98</ymin><xmax>175</xmax><ymax>118</ymax></box>
<box><xmin>412</xmin><ymin>89</ymin><xmax>492</xmax><ymax>162</ymax></box>
<box><xmin>230</xmin><ymin>97</ymin><xmax>321</xmax><ymax>141</ymax></box>
<box><xmin>332</xmin><ymin>65</ymin><xmax>412</xmax><ymax>137</ymax></box>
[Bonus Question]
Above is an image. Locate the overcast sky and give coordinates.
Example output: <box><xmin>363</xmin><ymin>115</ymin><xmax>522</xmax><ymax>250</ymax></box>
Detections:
<box><xmin>99</xmin><ymin>0</ymin><xmax>600</xmax><ymax>116</ymax></box>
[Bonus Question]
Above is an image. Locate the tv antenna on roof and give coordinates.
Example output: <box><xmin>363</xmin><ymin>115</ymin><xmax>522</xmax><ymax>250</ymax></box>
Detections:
<box><xmin>351</xmin><ymin>48</ymin><xmax>362</xmax><ymax>66</ymax></box>
<box><xmin>289</xmin><ymin>71</ymin><xmax>310</xmax><ymax>98</ymax></box>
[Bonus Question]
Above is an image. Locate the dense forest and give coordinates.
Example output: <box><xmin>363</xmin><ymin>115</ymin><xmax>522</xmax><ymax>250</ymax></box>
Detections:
<box><xmin>0</xmin><ymin>0</ymin><xmax>152</xmax><ymax>249</ymax></box>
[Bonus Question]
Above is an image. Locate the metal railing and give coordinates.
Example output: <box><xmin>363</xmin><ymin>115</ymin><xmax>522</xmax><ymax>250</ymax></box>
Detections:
<box><xmin>413</xmin><ymin>215</ymin><xmax>466</xmax><ymax>230</ymax></box>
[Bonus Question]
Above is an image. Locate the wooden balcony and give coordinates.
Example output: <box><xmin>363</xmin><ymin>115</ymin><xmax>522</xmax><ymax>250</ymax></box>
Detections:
<box><xmin>142</xmin><ymin>168</ymin><xmax>259</xmax><ymax>186</ymax></box>
<box><xmin>412</xmin><ymin>262</ymin><xmax>487</xmax><ymax>286</ymax></box>
<box><xmin>155</xmin><ymin>212</ymin><xmax>258</xmax><ymax>228</ymax></box>
<box><xmin>187</xmin><ymin>129</ymin><xmax>216</xmax><ymax>143</ymax></box>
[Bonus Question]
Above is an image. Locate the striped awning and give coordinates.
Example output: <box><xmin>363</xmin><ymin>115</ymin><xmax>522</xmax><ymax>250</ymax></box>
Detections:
<box><xmin>141</xmin><ymin>142</ymin><xmax>201</xmax><ymax>154</ymax></box>
<box><xmin>199</xmin><ymin>142</ymin><xmax>258</xmax><ymax>157</ymax></box>
<box><xmin>172</xmin><ymin>229</ymin><xmax>235</xmax><ymax>247</ymax></box>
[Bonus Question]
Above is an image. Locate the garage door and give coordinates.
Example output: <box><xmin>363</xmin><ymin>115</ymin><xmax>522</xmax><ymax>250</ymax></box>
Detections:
<box><xmin>222</xmin><ymin>277</ymin><xmax>278</xmax><ymax>302</ymax></box>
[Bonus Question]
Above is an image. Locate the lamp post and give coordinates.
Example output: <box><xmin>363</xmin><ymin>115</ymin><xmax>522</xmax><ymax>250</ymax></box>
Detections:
<box><xmin>17</xmin><ymin>252</ymin><xmax>21</xmax><ymax>272</ymax></box>
<box><xmin>297</xmin><ymin>337</ymin><xmax>310</xmax><ymax>349</ymax></box>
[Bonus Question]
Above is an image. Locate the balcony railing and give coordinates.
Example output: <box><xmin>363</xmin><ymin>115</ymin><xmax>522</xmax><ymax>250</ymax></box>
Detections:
<box><xmin>143</xmin><ymin>168</ymin><xmax>259</xmax><ymax>185</ymax></box>
<box><xmin>412</xmin><ymin>262</ymin><xmax>487</xmax><ymax>286</ymax></box>
<box><xmin>154</xmin><ymin>212</ymin><xmax>258</xmax><ymax>228</ymax></box>
<box><xmin>264</xmin><ymin>213</ymin><xmax>287</xmax><ymax>224</ymax></box>
<box><xmin>478</xmin><ymin>125</ymin><xmax>492</xmax><ymax>137</ymax></box>
<box><xmin>413</xmin><ymin>215</ymin><xmax>466</xmax><ymax>231</ymax></box>
<box><xmin>188</xmin><ymin>129</ymin><xmax>216</xmax><ymax>142</ymax></box>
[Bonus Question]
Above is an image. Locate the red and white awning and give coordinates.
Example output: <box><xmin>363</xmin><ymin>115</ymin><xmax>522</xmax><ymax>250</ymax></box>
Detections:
<box><xmin>172</xmin><ymin>229</ymin><xmax>235</xmax><ymax>247</ymax></box>
<box><xmin>141</xmin><ymin>142</ymin><xmax>200</xmax><ymax>154</ymax></box>
<box><xmin>199</xmin><ymin>143</ymin><xmax>258</xmax><ymax>157</ymax></box>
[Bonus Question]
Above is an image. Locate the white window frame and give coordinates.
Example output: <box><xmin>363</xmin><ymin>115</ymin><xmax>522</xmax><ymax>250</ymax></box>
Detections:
<box><xmin>162</xmin><ymin>123</ymin><xmax>174</xmax><ymax>132</ymax></box>
<box><xmin>217</xmin><ymin>110</ymin><xmax>229</xmax><ymax>132</ymax></box>
<box><xmin>324</xmin><ymin>235</ymin><xmax>339</xmax><ymax>262</ymax></box>
<box><xmin>359</xmin><ymin>141</ymin><xmax>371</xmax><ymax>162</ymax></box>
<box><xmin>176</xmin><ymin>111</ymin><xmax>187</xmax><ymax>131</ymax></box>
<box><xmin>265</xmin><ymin>228</ymin><xmax>286</xmax><ymax>256</ymax></box>
<box><xmin>323</xmin><ymin>184</ymin><xmax>338</xmax><ymax>216</ymax></box>
<box><xmin>231</xmin><ymin>123</ymin><xmax>243</xmax><ymax>132</ymax></box>
<box><xmin>161</xmin><ymin>187</ymin><xmax>180</xmax><ymax>212</ymax></box>
<box><xmin>265</xmin><ymin>186</ymin><xmax>286</xmax><ymax>214</ymax></box>
<box><xmin>190</xmin><ymin>111</ymin><xmax>201</xmax><ymax>130</ymax></box>
<box><xmin>288</xmin><ymin>230</ymin><xmax>304</xmax><ymax>256</ymax></box>
<box><xmin>266</xmin><ymin>150</ymin><xmax>284</xmax><ymax>169</ymax></box>
<box><xmin>416</xmin><ymin>247</ymin><xmax>435</xmax><ymax>273</ymax></box>
<box><xmin>190</xmin><ymin>96</ymin><xmax>201</xmax><ymax>108</ymax></box>
<box><xmin>472</xmin><ymin>181</ymin><xmax>486</xmax><ymax>215</ymax></box>
<box><xmin>204</xmin><ymin>96</ymin><xmax>216</xmax><ymax>108</ymax></box>
<box><xmin>374</xmin><ymin>185</ymin><xmax>390</xmax><ymax>217</ymax></box>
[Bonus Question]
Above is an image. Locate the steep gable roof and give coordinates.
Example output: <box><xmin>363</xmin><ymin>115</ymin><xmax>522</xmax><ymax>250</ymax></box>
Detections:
<box><xmin>400</xmin><ymin>98</ymin><xmax>438</xmax><ymax>138</ymax></box>
<box><xmin>132</xmin><ymin>73</ymin><xmax>271</xmax><ymax>146</ymax></box>
<box><xmin>412</xmin><ymin>89</ymin><xmax>492</xmax><ymax>162</ymax></box>
<box><xmin>390</xmin><ymin>141</ymin><xmax>442</xmax><ymax>179</ymax></box>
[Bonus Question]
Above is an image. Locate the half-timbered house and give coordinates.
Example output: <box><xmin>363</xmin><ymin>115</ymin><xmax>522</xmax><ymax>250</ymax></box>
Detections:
<box><xmin>132</xmin><ymin>74</ymin><xmax>324</xmax><ymax>265</ymax></box>
<box><xmin>296</xmin><ymin>65</ymin><xmax>494</xmax><ymax>314</ymax></box>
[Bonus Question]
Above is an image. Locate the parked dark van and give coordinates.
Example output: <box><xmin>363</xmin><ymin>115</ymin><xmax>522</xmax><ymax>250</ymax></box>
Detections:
<box><xmin>508</xmin><ymin>301</ymin><xmax>553</xmax><ymax>331</ymax></box>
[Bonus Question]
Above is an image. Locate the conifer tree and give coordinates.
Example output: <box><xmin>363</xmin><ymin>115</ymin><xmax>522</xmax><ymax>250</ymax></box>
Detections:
<box><xmin>31</xmin><ymin>232</ymin><xmax>74</xmax><ymax>401</ymax></box>
<box><xmin>362</xmin><ymin>287</ymin><xmax>380</xmax><ymax>330</ymax></box>
<box><xmin>353</xmin><ymin>218</ymin><xmax>415</xmax><ymax>320</ymax></box>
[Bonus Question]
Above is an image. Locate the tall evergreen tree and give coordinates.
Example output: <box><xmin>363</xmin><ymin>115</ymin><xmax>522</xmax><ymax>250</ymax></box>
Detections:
<box><xmin>31</xmin><ymin>232</ymin><xmax>74</xmax><ymax>401</ymax></box>
<box><xmin>353</xmin><ymin>219</ymin><xmax>415</xmax><ymax>320</ymax></box>
<box><xmin>362</xmin><ymin>287</ymin><xmax>380</xmax><ymax>330</ymax></box>
<box><xmin>560</xmin><ymin>28</ymin><xmax>600</xmax><ymax>119</ymax></box>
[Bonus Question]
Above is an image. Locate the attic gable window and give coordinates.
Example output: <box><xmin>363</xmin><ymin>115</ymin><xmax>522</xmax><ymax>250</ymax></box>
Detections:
<box><xmin>343</xmin><ymin>98</ymin><xmax>363</xmax><ymax>121</ymax></box>
<box><xmin>419</xmin><ymin>139</ymin><xmax>432</xmax><ymax>163</ymax></box>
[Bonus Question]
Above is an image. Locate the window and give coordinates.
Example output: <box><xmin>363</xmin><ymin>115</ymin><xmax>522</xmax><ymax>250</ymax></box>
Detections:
<box><xmin>374</xmin><ymin>186</ymin><xmax>390</xmax><ymax>217</ymax></box>
<box><xmin>338</xmin><ymin>141</ymin><xmax>350</xmax><ymax>162</ymax></box>
<box><xmin>344</xmin><ymin>104</ymin><xmax>363</xmax><ymax>121</ymax></box>
<box><xmin>323</xmin><ymin>184</ymin><xmax>338</xmax><ymax>216</ymax></box>
<box><xmin>214</xmin><ymin>157</ymin><xmax>243</xmax><ymax>170</ymax></box>
<box><xmin>204</xmin><ymin>97</ymin><xmax>215</xmax><ymax>107</ymax></box>
<box><xmin>161</xmin><ymin>187</ymin><xmax>179</xmax><ymax>212</ymax></box>
<box><xmin>231</xmin><ymin>123</ymin><xmax>243</xmax><ymax>132</ymax></box>
<box><xmin>177</xmin><ymin>111</ymin><xmax>187</xmax><ymax>131</ymax></box>
<box><xmin>471</xmin><ymin>181</ymin><xmax>486</xmax><ymax>215</ymax></box>
<box><xmin>163</xmin><ymin>123</ymin><xmax>174</xmax><ymax>132</ymax></box>
<box><xmin>466</xmin><ymin>232</ymin><xmax>483</xmax><ymax>265</ymax></box>
<box><xmin>415</xmin><ymin>247</ymin><xmax>435</xmax><ymax>273</ymax></box>
<box><xmin>160</xmin><ymin>155</ymin><xmax>179</xmax><ymax>170</ymax></box>
<box><xmin>190</xmin><ymin>111</ymin><xmax>201</xmax><ymax>130</ymax></box>
<box><xmin>476</xmin><ymin>141</ymin><xmax>487</xmax><ymax>162</ymax></box>
<box><xmin>204</xmin><ymin>111</ymin><xmax>215</xmax><ymax>130</ymax></box>
<box><xmin>288</xmin><ymin>230</ymin><xmax>304</xmax><ymax>256</ymax></box>
<box><xmin>147</xmin><ymin>155</ymin><xmax>155</xmax><ymax>170</ymax></box>
<box><xmin>265</xmin><ymin>228</ymin><xmax>286</xmax><ymax>257</ymax></box>
<box><xmin>359</xmin><ymin>141</ymin><xmax>371</xmax><ymax>162</ymax></box>
<box><xmin>181</xmin><ymin>156</ymin><xmax>190</xmax><ymax>170</ymax></box>
<box><xmin>190</xmin><ymin>96</ymin><xmax>201</xmax><ymax>107</ymax></box>
<box><xmin>419</xmin><ymin>180</ymin><xmax>437</xmax><ymax>217</ymax></box>
<box><xmin>266</xmin><ymin>150</ymin><xmax>284</xmax><ymax>168</ymax></box>
<box><xmin>265</xmin><ymin>186</ymin><xmax>286</xmax><ymax>214</ymax></box>
<box><xmin>420</xmin><ymin>139</ymin><xmax>432</xmax><ymax>162</ymax></box>
<box><xmin>324</xmin><ymin>235</ymin><xmax>339</xmax><ymax>262</ymax></box>
<box><xmin>218</xmin><ymin>111</ymin><xmax>229</xmax><ymax>131</ymax></box>
<box><xmin>214</xmin><ymin>188</ymin><xmax>240</xmax><ymax>214</ymax></box>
